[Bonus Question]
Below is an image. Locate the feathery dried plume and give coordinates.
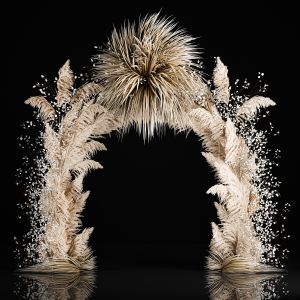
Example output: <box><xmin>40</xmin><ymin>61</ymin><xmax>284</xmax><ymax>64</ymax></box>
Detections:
<box><xmin>237</xmin><ymin>96</ymin><xmax>276</xmax><ymax>118</ymax></box>
<box><xmin>93</xmin><ymin>13</ymin><xmax>209</xmax><ymax>139</ymax></box>
<box><xmin>56</xmin><ymin>59</ymin><xmax>74</xmax><ymax>106</ymax></box>
<box><xmin>213</xmin><ymin>57</ymin><xmax>230</xmax><ymax>103</ymax></box>
<box><xmin>25</xmin><ymin>96</ymin><xmax>56</xmax><ymax>122</ymax></box>
<box><xmin>21</xmin><ymin>60</ymin><xmax>120</xmax><ymax>273</ymax></box>
<box><xmin>189</xmin><ymin>57</ymin><xmax>279</xmax><ymax>273</ymax></box>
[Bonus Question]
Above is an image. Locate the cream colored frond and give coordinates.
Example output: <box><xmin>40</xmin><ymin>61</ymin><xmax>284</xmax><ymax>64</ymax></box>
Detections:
<box><xmin>56</xmin><ymin>59</ymin><xmax>74</xmax><ymax>106</ymax></box>
<box><xmin>221</xmin><ymin>256</ymin><xmax>278</xmax><ymax>273</ymax></box>
<box><xmin>213</xmin><ymin>57</ymin><xmax>230</xmax><ymax>103</ymax></box>
<box><xmin>214</xmin><ymin>202</ymin><xmax>229</xmax><ymax>222</ymax></box>
<box><xmin>60</xmin><ymin>102</ymin><xmax>82</xmax><ymax>134</ymax></box>
<box><xmin>73</xmin><ymin>82</ymin><xmax>103</xmax><ymax>103</ymax></box>
<box><xmin>76</xmin><ymin>103</ymin><xmax>105</xmax><ymax>129</ymax></box>
<box><xmin>83</xmin><ymin>140</ymin><xmax>107</xmax><ymax>158</ymax></box>
<box><xmin>43</xmin><ymin>123</ymin><xmax>59</xmax><ymax>162</ymax></box>
<box><xmin>25</xmin><ymin>96</ymin><xmax>55</xmax><ymax>122</ymax></box>
<box><xmin>68</xmin><ymin>228</ymin><xmax>94</xmax><ymax>260</ymax></box>
<box><xmin>224</xmin><ymin>119</ymin><xmax>240</xmax><ymax>167</ymax></box>
<box><xmin>221</xmin><ymin>224</ymin><xmax>238</xmax><ymax>251</ymax></box>
<box><xmin>207</xmin><ymin>184</ymin><xmax>230</xmax><ymax>203</ymax></box>
<box><xmin>71</xmin><ymin>110</ymin><xmax>119</xmax><ymax>147</ymax></box>
<box><xmin>71</xmin><ymin>159</ymin><xmax>103</xmax><ymax>176</ymax></box>
<box><xmin>202</xmin><ymin>152</ymin><xmax>241</xmax><ymax>189</ymax></box>
<box><xmin>225</xmin><ymin>199</ymin><xmax>241</xmax><ymax>218</ymax></box>
<box><xmin>70</xmin><ymin>191</ymin><xmax>90</xmax><ymax>215</ymax></box>
<box><xmin>72</xmin><ymin>174</ymin><xmax>85</xmax><ymax>193</ymax></box>
<box><xmin>210</xmin><ymin>222</ymin><xmax>233</xmax><ymax>258</ymax></box>
<box><xmin>189</xmin><ymin>107</ymin><xmax>215</xmax><ymax>128</ymax></box>
<box><xmin>237</xmin><ymin>96</ymin><xmax>276</xmax><ymax>118</ymax></box>
<box><xmin>67</xmin><ymin>202</ymin><xmax>88</xmax><ymax>239</ymax></box>
<box><xmin>91</xmin><ymin>112</ymin><xmax>121</xmax><ymax>137</ymax></box>
<box><xmin>62</xmin><ymin>104</ymin><xmax>113</xmax><ymax>150</ymax></box>
<box><xmin>189</xmin><ymin>107</ymin><xmax>225</xmax><ymax>155</ymax></box>
<box><xmin>237</xmin><ymin>145</ymin><xmax>257</xmax><ymax>182</ymax></box>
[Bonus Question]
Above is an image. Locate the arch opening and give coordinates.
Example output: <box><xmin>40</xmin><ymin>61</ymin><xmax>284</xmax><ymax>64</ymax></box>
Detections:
<box><xmin>83</xmin><ymin>127</ymin><xmax>214</xmax><ymax>267</ymax></box>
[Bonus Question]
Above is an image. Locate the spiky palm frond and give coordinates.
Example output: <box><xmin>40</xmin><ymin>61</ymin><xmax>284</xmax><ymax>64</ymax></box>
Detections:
<box><xmin>93</xmin><ymin>13</ymin><xmax>208</xmax><ymax>139</ymax></box>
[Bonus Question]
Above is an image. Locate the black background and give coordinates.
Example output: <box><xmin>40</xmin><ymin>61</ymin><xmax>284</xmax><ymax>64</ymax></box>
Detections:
<box><xmin>2</xmin><ymin>0</ymin><xmax>299</xmax><ymax>298</ymax></box>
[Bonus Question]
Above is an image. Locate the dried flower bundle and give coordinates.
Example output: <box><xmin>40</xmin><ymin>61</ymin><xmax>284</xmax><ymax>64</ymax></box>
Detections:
<box><xmin>189</xmin><ymin>58</ymin><xmax>278</xmax><ymax>272</ymax></box>
<box><xmin>22</xmin><ymin>60</ymin><xmax>119</xmax><ymax>272</ymax></box>
<box><xmin>93</xmin><ymin>13</ymin><xmax>208</xmax><ymax>139</ymax></box>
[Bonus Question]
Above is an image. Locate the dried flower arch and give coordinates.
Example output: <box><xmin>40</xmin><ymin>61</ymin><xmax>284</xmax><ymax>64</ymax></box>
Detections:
<box><xmin>18</xmin><ymin>14</ymin><xmax>282</xmax><ymax>274</ymax></box>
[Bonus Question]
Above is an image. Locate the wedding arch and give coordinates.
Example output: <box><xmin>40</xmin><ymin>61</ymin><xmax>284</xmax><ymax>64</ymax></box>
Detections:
<box><xmin>18</xmin><ymin>14</ymin><xmax>281</xmax><ymax>274</ymax></box>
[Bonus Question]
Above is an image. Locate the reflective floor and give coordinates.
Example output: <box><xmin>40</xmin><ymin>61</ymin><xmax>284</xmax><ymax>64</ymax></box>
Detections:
<box><xmin>2</xmin><ymin>267</ymin><xmax>299</xmax><ymax>299</ymax></box>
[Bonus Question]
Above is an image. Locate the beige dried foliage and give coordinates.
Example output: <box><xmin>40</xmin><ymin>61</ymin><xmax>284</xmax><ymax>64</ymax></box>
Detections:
<box><xmin>213</xmin><ymin>57</ymin><xmax>230</xmax><ymax>103</ymax></box>
<box><xmin>93</xmin><ymin>13</ymin><xmax>209</xmax><ymax>139</ymax></box>
<box><xmin>188</xmin><ymin>58</ymin><xmax>278</xmax><ymax>273</ymax></box>
<box><xmin>188</xmin><ymin>106</ymin><xmax>225</xmax><ymax>157</ymax></box>
<box><xmin>25</xmin><ymin>96</ymin><xmax>56</xmax><ymax>122</ymax></box>
<box><xmin>22</xmin><ymin>18</ymin><xmax>279</xmax><ymax>275</ymax></box>
<box><xmin>23</xmin><ymin>60</ymin><xmax>120</xmax><ymax>273</ymax></box>
<box><xmin>56</xmin><ymin>59</ymin><xmax>74</xmax><ymax>106</ymax></box>
<box><xmin>237</xmin><ymin>96</ymin><xmax>276</xmax><ymax>118</ymax></box>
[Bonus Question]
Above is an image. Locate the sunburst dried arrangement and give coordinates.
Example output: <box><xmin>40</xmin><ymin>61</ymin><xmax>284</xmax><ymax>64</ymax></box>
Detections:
<box><xmin>17</xmin><ymin>14</ymin><xmax>285</xmax><ymax>274</ymax></box>
<box><xmin>20</xmin><ymin>60</ymin><xmax>119</xmax><ymax>273</ymax></box>
<box><xmin>93</xmin><ymin>13</ymin><xmax>208</xmax><ymax>139</ymax></box>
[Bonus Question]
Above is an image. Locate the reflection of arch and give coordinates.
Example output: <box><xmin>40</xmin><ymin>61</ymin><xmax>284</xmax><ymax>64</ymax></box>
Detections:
<box><xmin>15</xmin><ymin>272</ymin><xmax>96</xmax><ymax>300</ymax></box>
<box><xmin>206</xmin><ymin>272</ymin><xmax>288</xmax><ymax>300</ymax></box>
<box><xmin>14</xmin><ymin>271</ymin><xmax>288</xmax><ymax>299</ymax></box>
<box><xmin>19</xmin><ymin>15</ymin><xmax>279</xmax><ymax>274</ymax></box>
